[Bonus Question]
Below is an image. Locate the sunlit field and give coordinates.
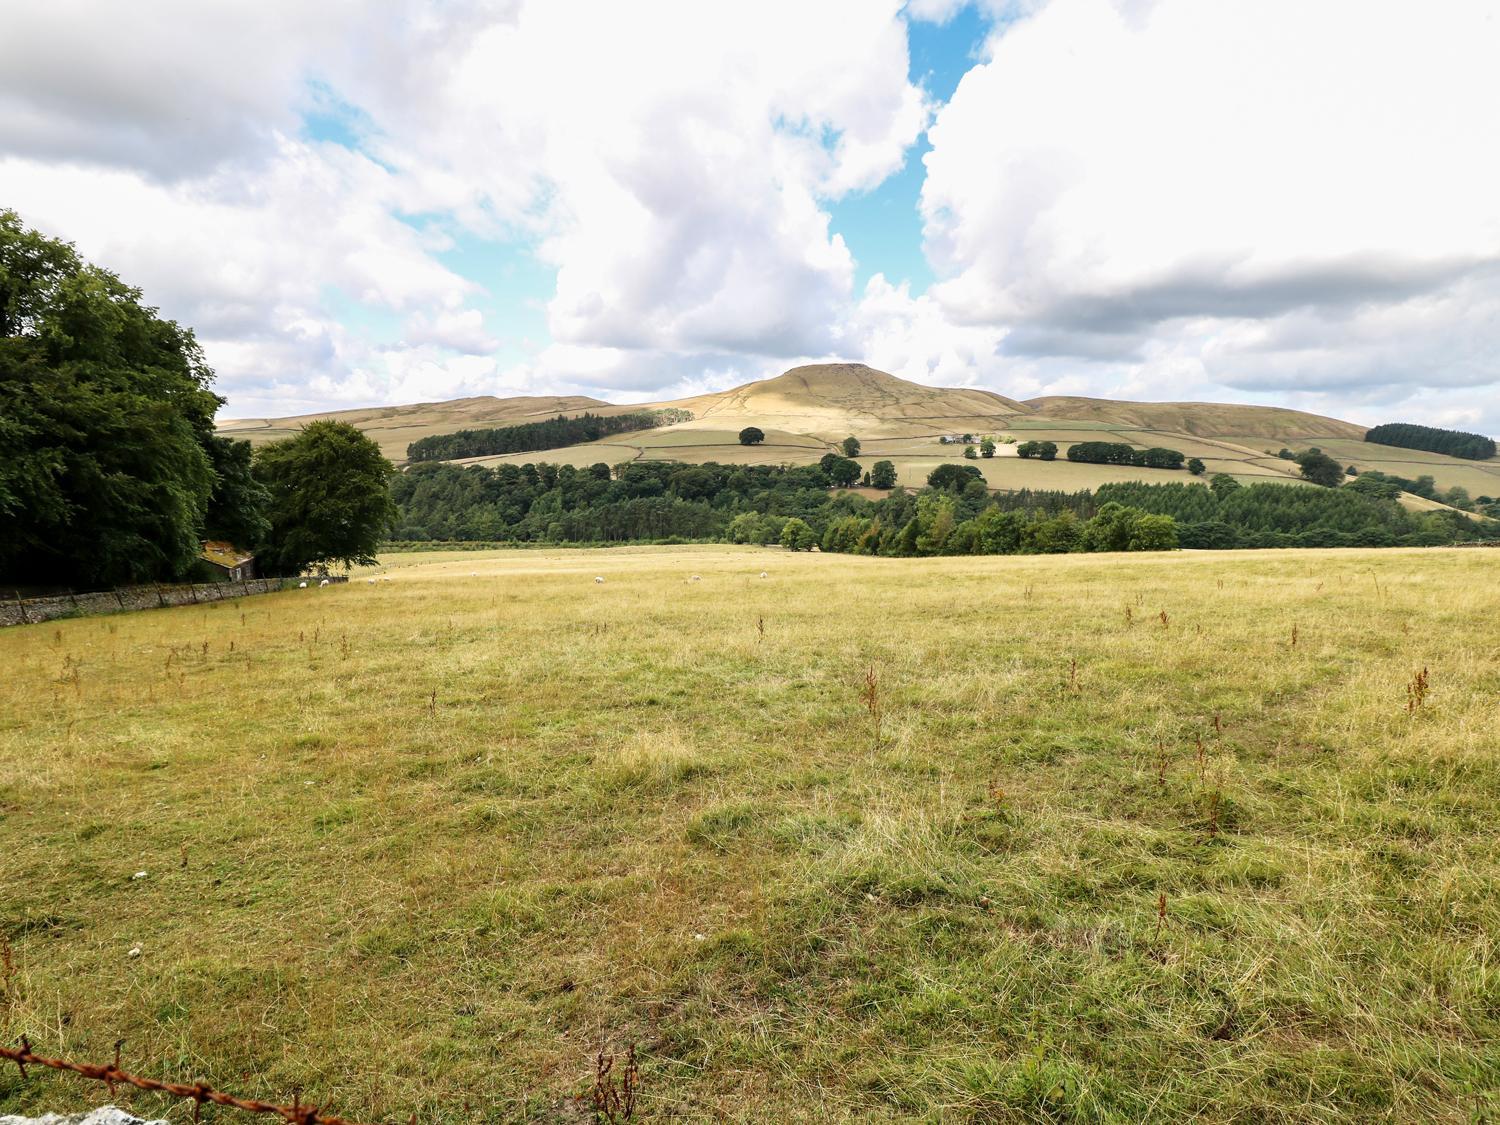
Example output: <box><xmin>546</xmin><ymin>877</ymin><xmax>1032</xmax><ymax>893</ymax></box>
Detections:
<box><xmin>2</xmin><ymin>546</ymin><xmax>1497</xmax><ymax>1122</ymax></box>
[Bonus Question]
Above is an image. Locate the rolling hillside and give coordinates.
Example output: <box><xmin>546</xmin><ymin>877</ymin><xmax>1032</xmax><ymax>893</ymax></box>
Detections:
<box><xmin>1024</xmin><ymin>396</ymin><xmax>1365</xmax><ymax>442</ymax></box>
<box><xmin>219</xmin><ymin>393</ymin><xmax>624</xmax><ymax>462</ymax></box>
<box><xmin>218</xmin><ymin>362</ymin><xmax>1496</xmax><ymax>498</ymax></box>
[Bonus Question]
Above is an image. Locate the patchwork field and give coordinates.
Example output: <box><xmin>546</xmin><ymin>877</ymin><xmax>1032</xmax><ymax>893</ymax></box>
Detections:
<box><xmin>2</xmin><ymin>547</ymin><xmax>1497</xmax><ymax>1121</ymax></box>
<box><xmin>219</xmin><ymin>364</ymin><xmax>1497</xmax><ymax>504</ymax></box>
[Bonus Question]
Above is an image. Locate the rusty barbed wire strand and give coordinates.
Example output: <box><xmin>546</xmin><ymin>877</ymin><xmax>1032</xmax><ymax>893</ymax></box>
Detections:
<box><xmin>1</xmin><ymin>1037</ymin><xmax>385</xmax><ymax>1125</ymax></box>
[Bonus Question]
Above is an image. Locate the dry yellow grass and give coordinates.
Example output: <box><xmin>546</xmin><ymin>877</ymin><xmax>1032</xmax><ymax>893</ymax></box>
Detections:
<box><xmin>7</xmin><ymin>551</ymin><xmax>1495</xmax><ymax>1120</ymax></box>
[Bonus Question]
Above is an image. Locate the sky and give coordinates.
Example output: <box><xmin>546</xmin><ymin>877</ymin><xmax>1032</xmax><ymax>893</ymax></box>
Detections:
<box><xmin>3</xmin><ymin>0</ymin><xmax>1499</xmax><ymax>433</ymax></box>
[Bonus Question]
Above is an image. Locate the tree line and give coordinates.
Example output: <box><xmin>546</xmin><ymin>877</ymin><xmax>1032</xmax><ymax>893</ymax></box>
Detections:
<box><xmin>406</xmin><ymin>408</ymin><xmax>690</xmax><ymax>462</ymax></box>
<box><xmin>1365</xmin><ymin>422</ymin><xmax>1495</xmax><ymax>461</ymax></box>
<box><xmin>1</xmin><ymin>212</ymin><xmax>394</xmax><ymax>589</ymax></box>
<box><xmin>390</xmin><ymin>455</ymin><xmax>1497</xmax><ymax>555</ymax></box>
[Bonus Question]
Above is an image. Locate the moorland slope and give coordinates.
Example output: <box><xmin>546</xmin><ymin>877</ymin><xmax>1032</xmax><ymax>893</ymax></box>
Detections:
<box><xmin>219</xmin><ymin>362</ymin><xmax>1498</xmax><ymax>496</ymax></box>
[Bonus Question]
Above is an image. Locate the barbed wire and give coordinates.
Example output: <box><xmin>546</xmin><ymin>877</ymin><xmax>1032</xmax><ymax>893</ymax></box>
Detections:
<box><xmin>1</xmin><ymin>1037</ymin><xmax>385</xmax><ymax>1125</ymax></box>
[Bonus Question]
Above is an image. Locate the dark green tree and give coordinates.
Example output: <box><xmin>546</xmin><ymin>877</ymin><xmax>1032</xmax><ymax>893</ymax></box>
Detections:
<box><xmin>0</xmin><ymin>210</ymin><xmax>224</xmax><ymax>587</ymax></box>
<box><xmin>1295</xmin><ymin>449</ymin><xmax>1345</xmax><ymax>488</ymax></box>
<box><xmin>738</xmin><ymin>426</ymin><xmax>765</xmax><ymax>446</ymax></box>
<box><xmin>927</xmin><ymin>463</ymin><xmax>984</xmax><ymax>491</ymax></box>
<box><xmin>963</xmin><ymin>445</ymin><xmax>978</xmax><ymax>460</ymax></box>
<box><xmin>1210</xmin><ymin>473</ymin><xmax>1240</xmax><ymax>496</ymax></box>
<box><xmin>203</xmin><ymin>435</ymin><xmax>271</xmax><ymax>547</ymax></box>
<box><xmin>870</xmin><ymin>460</ymin><xmax>897</xmax><ymax>489</ymax></box>
<box><xmin>1186</xmin><ymin>457</ymin><xmax>1206</xmax><ymax>475</ymax></box>
<box><xmin>828</xmin><ymin>457</ymin><xmax>861</xmax><ymax>487</ymax></box>
<box><xmin>254</xmin><ymin>421</ymin><xmax>395</xmax><ymax>574</ymax></box>
<box><xmin>1365</xmin><ymin>422</ymin><xmax>1495</xmax><ymax>460</ymax></box>
<box><xmin>840</xmin><ymin>435</ymin><xmax>860</xmax><ymax>457</ymax></box>
<box><xmin>980</xmin><ymin>437</ymin><xmax>996</xmax><ymax>458</ymax></box>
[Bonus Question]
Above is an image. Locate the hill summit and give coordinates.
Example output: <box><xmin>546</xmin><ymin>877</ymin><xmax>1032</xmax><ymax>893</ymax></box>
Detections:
<box><xmin>654</xmin><ymin>362</ymin><xmax>1029</xmax><ymax>439</ymax></box>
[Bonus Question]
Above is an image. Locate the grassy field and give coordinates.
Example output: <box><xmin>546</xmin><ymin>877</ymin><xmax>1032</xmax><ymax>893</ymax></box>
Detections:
<box><xmin>2</xmin><ymin>546</ymin><xmax>1497</xmax><ymax>1122</ymax></box>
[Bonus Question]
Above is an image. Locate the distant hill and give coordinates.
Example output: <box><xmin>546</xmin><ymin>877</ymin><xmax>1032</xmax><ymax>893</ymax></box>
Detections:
<box><xmin>656</xmin><ymin>362</ymin><xmax>1030</xmax><ymax>438</ymax></box>
<box><xmin>219</xmin><ymin>394</ymin><xmax>620</xmax><ymax>462</ymax></box>
<box><xmin>217</xmin><ymin>362</ymin><xmax>1498</xmax><ymax>497</ymax></box>
<box><xmin>1024</xmin><ymin>396</ymin><xmax>1365</xmax><ymax>442</ymax></box>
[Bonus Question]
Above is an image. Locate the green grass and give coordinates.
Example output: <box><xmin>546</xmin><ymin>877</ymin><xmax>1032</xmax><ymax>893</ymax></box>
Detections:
<box><xmin>2</xmin><ymin>546</ymin><xmax>1498</xmax><ymax>1121</ymax></box>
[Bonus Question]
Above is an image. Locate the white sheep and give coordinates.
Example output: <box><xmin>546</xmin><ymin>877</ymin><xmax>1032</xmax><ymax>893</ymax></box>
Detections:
<box><xmin>298</xmin><ymin>581</ymin><xmax>308</xmax><ymax>588</ymax></box>
<box><xmin>594</xmin><ymin>576</ymin><xmax>605</xmax><ymax>584</ymax></box>
<box><xmin>759</xmin><ymin>571</ymin><xmax>768</xmax><ymax>578</ymax></box>
<box><xmin>366</xmin><ymin>578</ymin><xmax>376</xmax><ymax>584</ymax></box>
<box><xmin>689</xmin><ymin>575</ymin><xmax>702</xmax><ymax>582</ymax></box>
<box><xmin>319</xmin><ymin>579</ymin><xmax>330</xmax><ymax>588</ymax></box>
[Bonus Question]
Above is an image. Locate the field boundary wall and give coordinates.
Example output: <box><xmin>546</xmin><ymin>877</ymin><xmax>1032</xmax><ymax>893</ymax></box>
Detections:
<box><xmin>0</xmin><ymin>576</ymin><xmax>347</xmax><ymax>627</ymax></box>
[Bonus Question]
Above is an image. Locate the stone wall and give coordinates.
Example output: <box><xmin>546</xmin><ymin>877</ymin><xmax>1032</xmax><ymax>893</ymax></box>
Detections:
<box><xmin>0</xmin><ymin>576</ymin><xmax>347</xmax><ymax>628</ymax></box>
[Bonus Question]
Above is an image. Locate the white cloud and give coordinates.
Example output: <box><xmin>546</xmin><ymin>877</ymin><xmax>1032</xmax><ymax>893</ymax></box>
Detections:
<box><xmin>402</xmin><ymin>308</ymin><xmax>499</xmax><ymax>355</ymax></box>
<box><xmin>2</xmin><ymin>0</ymin><xmax>929</xmax><ymax>415</ymax></box>
<box><xmin>7</xmin><ymin>0</ymin><xmax>1500</xmax><ymax>437</ymax></box>
<box><xmin>920</xmin><ymin>0</ymin><xmax>1500</xmax><ymax>427</ymax></box>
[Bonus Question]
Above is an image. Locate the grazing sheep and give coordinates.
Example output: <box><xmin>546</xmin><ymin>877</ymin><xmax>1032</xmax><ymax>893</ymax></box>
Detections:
<box><xmin>690</xmin><ymin>575</ymin><xmax>702</xmax><ymax>582</ymax></box>
<box><xmin>381</xmin><ymin>576</ymin><xmax>391</xmax><ymax>582</ymax></box>
<box><xmin>759</xmin><ymin>571</ymin><xmax>768</xmax><ymax>578</ymax></box>
<box><xmin>318</xmin><ymin>579</ymin><xmax>330</xmax><ymax>587</ymax></box>
<box><xmin>366</xmin><ymin>578</ymin><xmax>376</xmax><ymax>584</ymax></box>
<box><xmin>298</xmin><ymin>581</ymin><xmax>308</xmax><ymax>588</ymax></box>
<box><xmin>594</xmin><ymin>576</ymin><xmax>605</xmax><ymax>584</ymax></box>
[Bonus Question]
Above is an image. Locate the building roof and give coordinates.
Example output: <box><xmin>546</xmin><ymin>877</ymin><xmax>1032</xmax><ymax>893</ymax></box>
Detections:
<box><xmin>200</xmin><ymin>541</ymin><xmax>255</xmax><ymax>568</ymax></box>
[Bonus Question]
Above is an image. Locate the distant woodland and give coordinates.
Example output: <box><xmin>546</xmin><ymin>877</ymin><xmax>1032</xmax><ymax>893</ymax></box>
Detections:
<box><xmin>405</xmin><ymin>409</ymin><xmax>691</xmax><ymax>462</ymax></box>
<box><xmin>1365</xmin><ymin>422</ymin><xmax>1496</xmax><ymax>460</ymax></box>
<box><xmin>389</xmin><ymin>458</ymin><xmax>1499</xmax><ymax>555</ymax></box>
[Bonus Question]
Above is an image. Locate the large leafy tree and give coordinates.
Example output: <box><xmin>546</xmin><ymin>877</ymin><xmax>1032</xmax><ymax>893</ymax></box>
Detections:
<box><xmin>203</xmin><ymin>434</ymin><xmax>271</xmax><ymax>547</ymax></box>
<box><xmin>1295</xmin><ymin>449</ymin><xmax>1345</xmax><ymax>488</ymax></box>
<box><xmin>253</xmin><ymin>420</ymin><xmax>395</xmax><ymax>574</ymax></box>
<box><xmin>0</xmin><ymin>210</ymin><xmax>226</xmax><ymax>587</ymax></box>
